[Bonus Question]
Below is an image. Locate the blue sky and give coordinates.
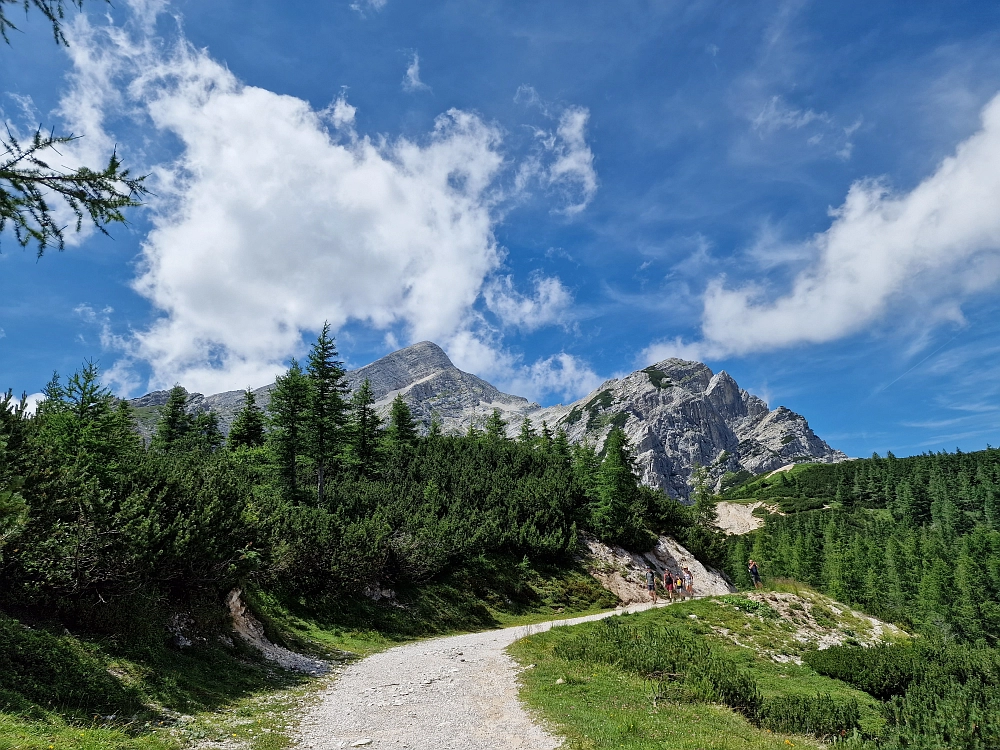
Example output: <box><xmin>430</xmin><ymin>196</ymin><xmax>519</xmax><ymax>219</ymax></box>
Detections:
<box><xmin>4</xmin><ymin>0</ymin><xmax>1000</xmax><ymax>458</ymax></box>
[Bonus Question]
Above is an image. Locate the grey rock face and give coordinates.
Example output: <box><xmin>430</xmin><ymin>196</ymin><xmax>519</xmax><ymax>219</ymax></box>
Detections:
<box><xmin>533</xmin><ymin>358</ymin><xmax>846</xmax><ymax>500</ymax></box>
<box><xmin>343</xmin><ymin>341</ymin><xmax>537</xmax><ymax>433</ymax></box>
<box><xmin>128</xmin><ymin>345</ymin><xmax>845</xmax><ymax>500</ymax></box>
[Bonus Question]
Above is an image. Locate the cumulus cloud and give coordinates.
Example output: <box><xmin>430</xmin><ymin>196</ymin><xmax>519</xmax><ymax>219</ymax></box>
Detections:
<box><xmin>402</xmin><ymin>52</ymin><xmax>430</xmax><ymax>92</ymax></box>
<box><xmin>59</xmin><ymin>13</ymin><xmax>508</xmax><ymax>394</ymax></box>
<box><xmin>322</xmin><ymin>93</ymin><xmax>357</xmax><ymax>129</ymax></box>
<box><xmin>669</xmin><ymin>92</ymin><xmax>1000</xmax><ymax>360</ymax></box>
<box><xmin>53</xmin><ymin>6</ymin><xmax>598</xmax><ymax>397</ymax></box>
<box><xmin>483</xmin><ymin>274</ymin><xmax>573</xmax><ymax>331</ymax></box>
<box><xmin>504</xmin><ymin>352</ymin><xmax>602</xmax><ymax>404</ymax></box>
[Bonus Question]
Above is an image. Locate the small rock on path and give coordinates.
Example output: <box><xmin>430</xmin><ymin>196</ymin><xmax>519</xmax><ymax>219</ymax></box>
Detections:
<box><xmin>295</xmin><ymin>602</ymin><xmax>670</xmax><ymax>750</ymax></box>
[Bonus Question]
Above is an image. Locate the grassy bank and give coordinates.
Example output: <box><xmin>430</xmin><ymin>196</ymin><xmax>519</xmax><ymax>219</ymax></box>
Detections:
<box><xmin>0</xmin><ymin>554</ymin><xmax>617</xmax><ymax>750</ymax></box>
<box><xmin>511</xmin><ymin>589</ymin><xmax>900</xmax><ymax>750</ymax></box>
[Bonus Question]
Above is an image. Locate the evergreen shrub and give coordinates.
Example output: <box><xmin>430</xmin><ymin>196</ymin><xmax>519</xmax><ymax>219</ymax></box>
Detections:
<box><xmin>757</xmin><ymin>693</ymin><xmax>860</xmax><ymax>738</ymax></box>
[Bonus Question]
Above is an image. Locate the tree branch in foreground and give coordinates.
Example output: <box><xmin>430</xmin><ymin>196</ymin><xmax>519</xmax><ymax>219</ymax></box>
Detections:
<box><xmin>1</xmin><ymin>126</ymin><xmax>149</xmax><ymax>256</ymax></box>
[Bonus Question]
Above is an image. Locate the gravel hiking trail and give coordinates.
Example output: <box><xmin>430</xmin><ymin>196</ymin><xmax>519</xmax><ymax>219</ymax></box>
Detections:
<box><xmin>295</xmin><ymin>601</ymin><xmax>671</xmax><ymax>750</ymax></box>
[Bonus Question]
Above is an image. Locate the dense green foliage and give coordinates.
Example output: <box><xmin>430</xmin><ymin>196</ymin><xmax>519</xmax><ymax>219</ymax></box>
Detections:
<box><xmin>724</xmin><ymin>448</ymin><xmax>1000</xmax><ymax>641</ymax></box>
<box><xmin>805</xmin><ymin>642</ymin><xmax>1000</xmax><ymax>748</ymax></box>
<box><xmin>0</xmin><ymin>329</ymin><xmax>699</xmax><ymax>632</ymax></box>
<box><xmin>553</xmin><ymin>616</ymin><xmax>859</xmax><ymax>739</ymax></box>
<box><xmin>725</xmin><ymin>448</ymin><xmax>1000</xmax><ymax>748</ymax></box>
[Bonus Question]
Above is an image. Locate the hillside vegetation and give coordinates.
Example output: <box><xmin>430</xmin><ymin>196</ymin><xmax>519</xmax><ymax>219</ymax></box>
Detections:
<box><xmin>715</xmin><ymin>448</ymin><xmax>1000</xmax><ymax>747</ymax></box>
<box><xmin>0</xmin><ymin>329</ymin><xmax>712</xmax><ymax>747</ymax></box>
<box><xmin>512</xmin><ymin>589</ymin><xmax>898</xmax><ymax>749</ymax></box>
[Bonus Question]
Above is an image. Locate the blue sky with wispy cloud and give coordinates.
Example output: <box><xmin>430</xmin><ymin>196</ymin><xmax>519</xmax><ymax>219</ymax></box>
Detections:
<box><xmin>4</xmin><ymin>0</ymin><xmax>1000</xmax><ymax>457</ymax></box>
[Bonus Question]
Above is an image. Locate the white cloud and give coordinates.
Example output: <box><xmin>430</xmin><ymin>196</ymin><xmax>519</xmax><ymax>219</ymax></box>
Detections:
<box><xmin>0</xmin><ymin>328</ymin><xmax>5</xmax><ymax>340</ymax></box>
<box><xmin>751</xmin><ymin>95</ymin><xmax>828</xmax><ymax>132</ymax></box>
<box><xmin>639</xmin><ymin>337</ymin><xmax>725</xmax><ymax>367</ymax></box>
<box><xmin>547</xmin><ymin>106</ymin><xmax>598</xmax><ymax>214</ymax></box>
<box><xmin>322</xmin><ymin>93</ymin><xmax>357</xmax><ymax>129</ymax></box>
<box><xmin>61</xmin><ymin>13</ymin><xmax>508</xmax><ymax>394</ymax></box>
<box><xmin>679</xmin><ymin>92</ymin><xmax>1000</xmax><ymax>358</ymax></box>
<box><xmin>23</xmin><ymin>393</ymin><xmax>45</xmax><ymax>416</ymax></box>
<box><xmin>504</xmin><ymin>353</ymin><xmax>602</xmax><ymax>404</ymax></box>
<box><xmin>483</xmin><ymin>274</ymin><xmax>573</xmax><ymax>331</ymax></box>
<box><xmin>749</xmin><ymin>95</ymin><xmax>858</xmax><ymax>161</ymax></box>
<box><xmin>402</xmin><ymin>52</ymin><xmax>430</xmax><ymax>93</ymax></box>
<box><xmin>440</xmin><ymin>330</ymin><xmax>598</xmax><ymax>404</ymax></box>
<box><xmin>350</xmin><ymin>0</ymin><xmax>386</xmax><ymax>15</ymax></box>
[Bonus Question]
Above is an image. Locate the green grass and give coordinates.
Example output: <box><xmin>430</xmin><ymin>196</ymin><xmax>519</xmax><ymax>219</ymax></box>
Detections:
<box><xmin>511</xmin><ymin>594</ymin><xmax>894</xmax><ymax>749</ymax></box>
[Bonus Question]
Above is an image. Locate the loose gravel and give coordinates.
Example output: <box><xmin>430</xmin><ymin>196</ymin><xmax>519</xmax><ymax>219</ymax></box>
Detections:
<box><xmin>294</xmin><ymin>602</ymin><xmax>669</xmax><ymax>750</ymax></box>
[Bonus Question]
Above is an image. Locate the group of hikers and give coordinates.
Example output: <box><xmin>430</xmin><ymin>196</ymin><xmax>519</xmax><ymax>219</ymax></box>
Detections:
<box><xmin>643</xmin><ymin>558</ymin><xmax>763</xmax><ymax>603</ymax></box>
<box><xmin>644</xmin><ymin>565</ymin><xmax>694</xmax><ymax>603</ymax></box>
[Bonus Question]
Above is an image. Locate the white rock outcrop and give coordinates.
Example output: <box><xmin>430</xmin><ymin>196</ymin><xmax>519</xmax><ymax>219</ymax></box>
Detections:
<box><xmin>582</xmin><ymin>532</ymin><xmax>735</xmax><ymax>604</ymax></box>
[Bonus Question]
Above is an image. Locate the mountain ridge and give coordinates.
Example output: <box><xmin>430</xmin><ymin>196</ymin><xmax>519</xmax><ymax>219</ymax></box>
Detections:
<box><xmin>129</xmin><ymin>341</ymin><xmax>846</xmax><ymax>500</ymax></box>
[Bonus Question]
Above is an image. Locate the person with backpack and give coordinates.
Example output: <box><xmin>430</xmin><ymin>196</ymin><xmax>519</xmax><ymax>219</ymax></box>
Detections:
<box><xmin>683</xmin><ymin>567</ymin><xmax>694</xmax><ymax>597</ymax></box>
<box><xmin>645</xmin><ymin>566</ymin><xmax>658</xmax><ymax>603</ymax></box>
<box><xmin>664</xmin><ymin>569</ymin><xmax>675</xmax><ymax>601</ymax></box>
<box><xmin>748</xmin><ymin>559</ymin><xmax>763</xmax><ymax>589</ymax></box>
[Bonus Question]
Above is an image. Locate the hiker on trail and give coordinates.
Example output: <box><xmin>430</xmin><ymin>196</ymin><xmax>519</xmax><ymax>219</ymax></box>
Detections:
<box><xmin>748</xmin><ymin>559</ymin><xmax>763</xmax><ymax>589</ymax></box>
<box><xmin>645</xmin><ymin>566</ymin><xmax>658</xmax><ymax>603</ymax></box>
<box><xmin>664</xmin><ymin>570</ymin><xmax>675</xmax><ymax>601</ymax></box>
<box><xmin>683</xmin><ymin>567</ymin><xmax>693</xmax><ymax>597</ymax></box>
<box><xmin>675</xmin><ymin>573</ymin><xmax>685</xmax><ymax>600</ymax></box>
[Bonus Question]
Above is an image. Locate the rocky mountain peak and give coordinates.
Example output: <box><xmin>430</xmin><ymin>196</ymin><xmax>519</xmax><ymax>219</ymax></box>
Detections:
<box><xmin>128</xmin><ymin>343</ymin><xmax>845</xmax><ymax>503</ymax></box>
<box><xmin>346</xmin><ymin>341</ymin><xmax>455</xmax><ymax>401</ymax></box>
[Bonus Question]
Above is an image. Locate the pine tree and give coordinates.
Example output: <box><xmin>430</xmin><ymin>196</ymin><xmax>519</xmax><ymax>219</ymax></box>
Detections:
<box><xmin>518</xmin><ymin>416</ymin><xmax>537</xmax><ymax>444</ymax></box>
<box><xmin>152</xmin><ymin>385</ymin><xmax>193</xmax><ymax>452</ymax></box>
<box><xmin>540</xmin><ymin>420</ymin><xmax>554</xmax><ymax>450</ymax></box>
<box><xmin>691</xmin><ymin>465</ymin><xmax>718</xmax><ymax>529</ymax></box>
<box><xmin>228</xmin><ymin>388</ymin><xmax>266</xmax><ymax>449</ymax></box>
<box><xmin>552</xmin><ymin>429</ymin><xmax>571</xmax><ymax>460</ymax></box>
<box><xmin>268</xmin><ymin>359</ymin><xmax>310</xmax><ymax>500</ymax></box>
<box><xmin>305</xmin><ymin>322</ymin><xmax>349</xmax><ymax>504</ymax></box>
<box><xmin>347</xmin><ymin>378</ymin><xmax>382</xmax><ymax>473</ymax></box>
<box><xmin>591</xmin><ymin>428</ymin><xmax>646</xmax><ymax>547</ymax></box>
<box><xmin>386</xmin><ymin>394</ymin><xmax>418</xmax><ymax>446</ymax></box>
<box><xmin>484</xmin><ymin>409</ymin><xmax>508</xmax><ymax>441</ymax></box>
<box><xmin>571</xmin><ymin>441</ymin><xmax>601</xmax><ymax>500</ymax></box>
<box><xmin>429</xmin><ymin>414</ymin><xmax>443</xmax><ymax>438</ymax></box>
<box><xmin>193</xmin><ymin>410</ymin><xmax>224</xmax><ymax>452</ymax></box>
<box><xmin>983</xmin><ymin>480</ymin><xmax>1000</xmax><ymax>531</ymax></box>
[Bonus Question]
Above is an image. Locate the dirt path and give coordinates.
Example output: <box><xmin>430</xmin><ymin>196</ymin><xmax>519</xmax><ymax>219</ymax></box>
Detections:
<box><xmin>294</xmin><ymin>601</ymin><xmax>672</xmax><ymax>750</ymax></box>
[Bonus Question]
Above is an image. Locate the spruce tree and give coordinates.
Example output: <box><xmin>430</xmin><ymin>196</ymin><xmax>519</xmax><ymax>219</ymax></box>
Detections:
<box><xmin>386</xmin><ymin>394</ymin><xmax>418</xmax><ymax>446</ymax></box>
<box><xmin>484</xmin><ymin>409</ymin><xmax>508</xmax><ymax>441</ymax></box>
<box><xmin>152</xmin><ymin>385</ymin><xmax>193</xmax><ymax>452</ymax></box>
<box><xmin>228</xmin><ymin>388</ymin><xmax>266</xmax><ymax>449</ymax></box>
<box><xmin>193</xmin><ymin>410</ymin><xmax>224</xmax><ymax>452</ymax></box>
<box><xmin>540</xmin><ymin>420</ymin><xmax>554</xmax><ymax>450</ymax></box>
<box><xmin>691</xmin><ymin>465</ymin><xmax>718</xmax><ymax>529</ymax></box>
<box><xmin>552</xmin><ymin>429</ymin><xmax>571</xmax><ymax>460</ymax></box>
<box><xmin>347</xmin><ymin>378</ymin><xmax>382</xmax><ymax>473</ymax></box>
<box><xmin>305</xmin><ymin>322</ymin><xmax>349</xmax><ymax>504</ymax></box>
<box><xmin>591</xmin><ymin>428</ymin><xmax>645</xmax><ymax>547</ymax></box>
<box><xmin>571</xmin><ymin>441</ymin><xmax>601</xmax><ymax>500</ymax></box>
<box><xmin>268</xmin><ymin>359</ymin><xmax>310</xmax><ymax>500</ymax></box>
<box><xmin>518</xmin><ymin>416</ymin><xmax>536</xmax><ymax>444</ymax></box>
